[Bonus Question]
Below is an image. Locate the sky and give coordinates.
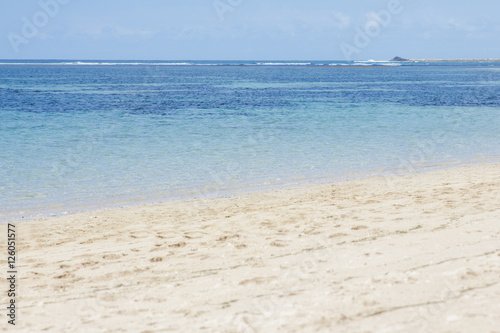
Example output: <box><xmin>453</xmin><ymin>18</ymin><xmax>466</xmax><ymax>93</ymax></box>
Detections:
<box><xmin>1</xmin><ymin>0</ymin><xmax>499</xmax><ymax>60</ymax></box>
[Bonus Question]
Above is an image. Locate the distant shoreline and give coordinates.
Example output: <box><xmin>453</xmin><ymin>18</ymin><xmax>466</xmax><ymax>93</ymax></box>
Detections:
<box><xmin>400</xmin><ymin>58</ymin><xmax>500</xmax><ymax>62</ymax></box>
<box><xmin>1</xmin><ymin>59</ymin><xmax>500</xmax><ymax>63</ymax></box>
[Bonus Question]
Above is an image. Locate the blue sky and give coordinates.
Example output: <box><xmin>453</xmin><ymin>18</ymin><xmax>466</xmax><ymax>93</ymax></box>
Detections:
<box><xmin>1</xmin><ymin>0</ymin><xmax>499</xmax><ymax>60</ymax></box>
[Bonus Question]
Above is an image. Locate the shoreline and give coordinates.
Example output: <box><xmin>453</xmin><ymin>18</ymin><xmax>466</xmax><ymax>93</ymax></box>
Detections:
<box><xmin>8</xmin><ymin>162</ymin><xmax>500</xmax><ymax>331</ymax></box>
<box><xmin>1</xmin><ymin>58</ymin><xmax>500</xmax><ymax>66</ymax></box>
<box><xmin>408</xmin><ymin>58</ymin><xmax>500</xmax><ymax>62</ymax></box>
<box><xmin>4</xmin><ymin>158</ymin><xmax>497</xmax><ymax>224</ymax></box>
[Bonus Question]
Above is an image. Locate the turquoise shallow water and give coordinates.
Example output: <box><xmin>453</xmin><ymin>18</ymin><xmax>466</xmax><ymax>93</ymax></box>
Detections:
<box><xmin>1</xmin><ymin>60</ymin><xmax>499</xmax><ymax>221</ymax></box>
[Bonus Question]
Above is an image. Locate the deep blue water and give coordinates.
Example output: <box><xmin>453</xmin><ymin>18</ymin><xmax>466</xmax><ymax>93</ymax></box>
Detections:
<box><xmin>1</xmin><ymin>60</ymin><xmax>499</xmax><ymax>221</ymax></box>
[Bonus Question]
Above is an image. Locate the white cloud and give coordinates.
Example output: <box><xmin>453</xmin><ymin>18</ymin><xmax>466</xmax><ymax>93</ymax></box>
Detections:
<box><xmin>175</xmin><ymin>25</ymin><xmax>208</xmax><ymax>40</ymax></box>
<box><xmin>444</xmin><ymin>18</ymin><xmax>481</xmax><ymax>32</ymax></box>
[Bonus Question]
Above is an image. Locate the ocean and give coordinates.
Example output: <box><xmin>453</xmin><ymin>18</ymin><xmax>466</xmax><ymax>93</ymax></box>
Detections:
<box><xmin>1</xmin><ymin>60</ymin><xmax>499</xmax><ymax>221</ymax></box>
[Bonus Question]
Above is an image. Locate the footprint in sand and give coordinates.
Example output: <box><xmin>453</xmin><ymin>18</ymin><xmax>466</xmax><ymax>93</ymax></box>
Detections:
<box><xmin>81</xmin><ymin>261</ymin><xmax>99</xmax><ymax>267</ymax></box>
<box><xmin>102</xmin><ymin>254</ymin><xmax>121</xmax><ymax>260</ymax></box>
<box><xmin>270</xmin><ymin>241</ymin><xmax>288</xmax><ymax>247</ymax></box>
<box><xmin>217</xmin><ymin>234</ymin><xmax>240</xmax><ymax>242</ymax></box>
<box><xmin>351</xmin><ymin>225</ymin><xmax>368</xmax><ymax>231</ymax></box>
<box><xmin>239</xmin><ymin>276</ymin><xmax>275</xmax><ymax>285</ymax></box>
<box><xmin>304</xmin><ymin>228</ymin><xmax>321</xmax><ymax>235</ymax></box>
<box><xmin>329</xmin><ymin>233</ymin><xmax>348</xmax><ymax>238</ymax></box>
<box><xmin>150</xmin><ymin>257</ymin><xmax>163</xmax><ymax>262</ymax></box>
<box><xmin>169</xmin><ymin>242</ymin><xmax>187</xmax><ymax>248</ymax></box>
<box><xmin>54</xmin><ymin>272</ymin><xmax>74</xmax><ymax>279</ymax></box>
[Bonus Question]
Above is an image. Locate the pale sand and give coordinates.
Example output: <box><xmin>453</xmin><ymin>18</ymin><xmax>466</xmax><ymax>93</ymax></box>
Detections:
<box><xmin>3</xmin><ymin>163</ymin><xmax>500</xmax><ymax>332</ymax></box>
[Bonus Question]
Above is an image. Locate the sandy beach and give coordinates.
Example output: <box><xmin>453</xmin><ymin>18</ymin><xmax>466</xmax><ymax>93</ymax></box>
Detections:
<box><xmin>3</xmin><ymin>163</ymin><xmax>500</xmax><ymax>332</ymax></box>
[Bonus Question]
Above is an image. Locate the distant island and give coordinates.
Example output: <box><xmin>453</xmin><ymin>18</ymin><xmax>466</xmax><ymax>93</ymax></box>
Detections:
<box><xmin>390</xmin><ymin>56</ymin><xmax>410</xmax><ymax>61</ymax></box>
<box><xmin>390</xmin><ymin>56</ymin><xmax>500</xmax><ymax>62</ymax></box>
